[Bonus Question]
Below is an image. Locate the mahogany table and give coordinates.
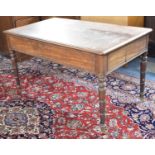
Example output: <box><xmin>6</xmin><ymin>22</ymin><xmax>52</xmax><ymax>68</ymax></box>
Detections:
<box><xmin>4</xmin><ymin>18</ymin><xmax>152</xmax><ymax>129</ymax></box>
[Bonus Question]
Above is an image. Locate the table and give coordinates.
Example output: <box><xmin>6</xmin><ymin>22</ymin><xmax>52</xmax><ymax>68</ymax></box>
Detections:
<box><xmin>4</xmin><ymin>18</ymin><xmax>152</xmax><ymax>129</ymax></box>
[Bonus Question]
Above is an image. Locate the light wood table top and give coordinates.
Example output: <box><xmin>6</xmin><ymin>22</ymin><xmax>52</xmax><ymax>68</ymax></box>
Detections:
<box><xmin>5</xmin><ymin>18</ymin><xmax>152</xmax><ymax>55</ymax></box>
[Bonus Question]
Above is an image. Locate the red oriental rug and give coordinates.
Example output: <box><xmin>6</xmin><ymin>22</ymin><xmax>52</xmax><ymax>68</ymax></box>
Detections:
<box><xmin>0</xmin><ymin>74</ymin><xmax>142</xmax><ymax>139</ymax></box>
<box><xmin>1</xmin><ymin>55</ymin><xmax>155</xmax><ymax>139</ymax></box>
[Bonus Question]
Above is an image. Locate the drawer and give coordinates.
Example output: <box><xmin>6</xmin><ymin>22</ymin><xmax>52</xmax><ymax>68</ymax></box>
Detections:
<box><xmin>15</xmin><ymin>17</ymin><xmax>39</xmax><ymax>27</ymax></box>
<box><xmin>126</xmin><ymin>36</ymin><xmax>147</xmax><ymax>61</ymax></box>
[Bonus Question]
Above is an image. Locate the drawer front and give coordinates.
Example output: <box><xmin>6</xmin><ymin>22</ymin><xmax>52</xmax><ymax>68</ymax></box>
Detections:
<box><xmin>126</xmin><ymin>36</ymin><xmax>147</xmax><ymax>61</ymax></box>
<box><xmin>107</xmin><ymin>36</ymin><xmax>148</xmax><ymax>73</ymax></box>
<box><xmin>15</xmin><ymin>17</ymin><xmax>39</xmax><ymax>27</ymax></box>
<box><xmin>108</xmin><ymin>47</ymin><xmax>126</xmax><ymax>72</ymax></box>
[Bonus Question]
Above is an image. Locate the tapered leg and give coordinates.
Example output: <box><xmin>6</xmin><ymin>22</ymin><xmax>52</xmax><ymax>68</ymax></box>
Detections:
<box><xmin>140</xmin><ymin>52</ymin><xmax>148</xmax><ymax>98</ymax></box>
<box><xmin>10</xmin><ymin>50</ymin><xmax>20</xmax><ymax>86</ymax></box>
<box><xmin>98</xmin><ymin>75</ymin><xmax>106</xmax><ymax>125</ymax></box>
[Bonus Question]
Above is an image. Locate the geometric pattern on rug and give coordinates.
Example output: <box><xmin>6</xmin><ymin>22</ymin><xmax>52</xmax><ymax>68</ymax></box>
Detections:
<box><xmin>0</xmin><ymin>100</ymin><xmax>53</xmax><ymax>139</ymax></box>
<box><xmin>0</xmin><ymin>55</ymin><xmax>155</xmax><ymax>138</ymax></box>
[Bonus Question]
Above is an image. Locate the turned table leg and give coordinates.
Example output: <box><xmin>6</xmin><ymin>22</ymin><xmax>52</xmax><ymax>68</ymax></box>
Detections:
<box><xmin>10</xmin><ymin>50</ymin><xmax>20</xmax><ymax>86</ymax></box>
<box><xmin>140</xmin><ymin>52</ymin><xmax>148</xmax><ymax>98</ymax></box>
<box><xmin>98</xmin><ymin>75</ymin><xmax>106</xmax><ymax>125</ymax></box>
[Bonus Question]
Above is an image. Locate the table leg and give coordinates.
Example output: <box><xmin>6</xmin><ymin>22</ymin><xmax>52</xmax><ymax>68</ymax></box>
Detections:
<box><xmin>98</xmin><ymin>75</ymin><xmax>106</xmax><ymax>126</ymax></box>
<box><xmin>10</xmin><ymin>50</ymin><xmax>20</xmax><ymax>86</ymax></box>
<box><xmin>140</xmin><ymin>52</ymin><xmax>148</xmax><ymax>98</ymax></box>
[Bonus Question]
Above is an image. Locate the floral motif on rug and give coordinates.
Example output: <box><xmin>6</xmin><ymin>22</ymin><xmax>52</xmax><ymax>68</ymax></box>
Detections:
<box><xmin>0</xmin><ymin>100</ymin><xmax>53</xmax><ymax>139</ymax></box>
<box><xmin>0</xmin><ymin>55</ymin><xmax>155</xmax><ymax>138</ymax></box>
<box><xmin>0</xmin><ymin>74</ymin><xmax>142</xmax><ymax>139</ymax></box>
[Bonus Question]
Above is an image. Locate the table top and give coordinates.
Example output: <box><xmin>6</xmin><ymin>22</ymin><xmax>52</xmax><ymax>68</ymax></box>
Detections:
<box><xmin>5</xmin><ymin>18</ymin><xmax>152</xmax><ymax>55</ymax></box>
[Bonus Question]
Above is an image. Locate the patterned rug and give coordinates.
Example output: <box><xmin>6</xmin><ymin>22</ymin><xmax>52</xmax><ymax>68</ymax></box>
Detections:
<box><xmin>0</xmin><ymin>100</ymin><xmax>53</xmax><ymax>139</ymax></box>
<box><xmin>0</xmin><ymin>55</ymin><xmax>155</xmax><ymax>139</ymax></box>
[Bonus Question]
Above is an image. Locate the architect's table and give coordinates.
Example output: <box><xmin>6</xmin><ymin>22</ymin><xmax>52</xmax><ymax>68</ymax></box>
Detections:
<box><xmin>4</xmin><ymin>18</ymin><xmax>152</xmax><ymax>129</ymax></box>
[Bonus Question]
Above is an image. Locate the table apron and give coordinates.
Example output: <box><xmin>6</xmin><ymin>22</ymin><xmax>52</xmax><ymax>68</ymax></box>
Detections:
<box><xmin>7</xmin><ymin>35</ymin><xmax>99</xmax><ymax>74</ymax></box>
<box><xmin>106</xmin><ymin>35</ymin><xmax>149</xmax><ymax>74</ymax></box>
<box><xmin>6</xmin><ymin>34</ymin><xmax>149</xmax><ymax>76</ymax></box>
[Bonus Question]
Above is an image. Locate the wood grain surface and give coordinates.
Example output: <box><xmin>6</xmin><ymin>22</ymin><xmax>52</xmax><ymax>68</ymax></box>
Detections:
<box><xmin>4</xmin><ymin>18</ymin><xmax>152</xmax><ymax>55</ymax></box>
